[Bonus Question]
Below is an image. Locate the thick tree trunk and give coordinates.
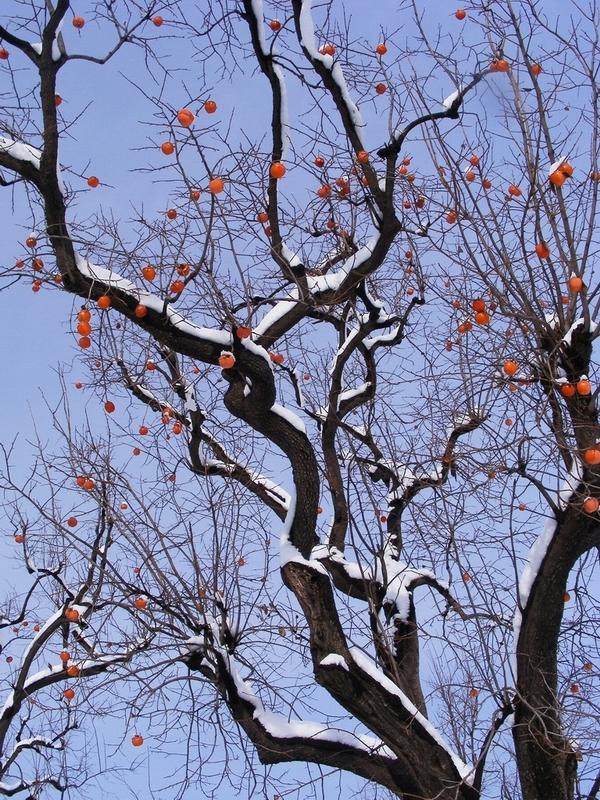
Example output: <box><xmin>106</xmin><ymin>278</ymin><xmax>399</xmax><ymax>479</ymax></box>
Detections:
<box><xmin>513</xmin><ymin>506</ymin><xmax>599</xmax><ymax>800</ymax></box>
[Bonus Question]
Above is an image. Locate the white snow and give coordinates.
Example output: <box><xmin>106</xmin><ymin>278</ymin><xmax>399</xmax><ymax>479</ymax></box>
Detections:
<box><xmin>549</xmin><ymin>157</ymin><xmax>567</xmax><ymax>175</ymax></box>
<box><xmin>319</xmin><ymin>653</ymin><xmax>349</xmax><ymax>671</ymax></box>
<box><xmin>254</xmin><ymin>297</ymin><xmax>299</xmax><ymax>336</ymax></box>
<box><xmin>513</xmin><ymin>461</ymin><xmax>583</xmax><ymax>655</ymax></box>
<box><xmin>75</xmin><ymin>256</ymin><xmax>231</xmax><ymax>346</ymax></box>
<box><xmin>562</xmin><ymin>318</ymin><xmax>598</xmax><ymax>346</ymax></box>
<box><xmin>271</xmin><ymin>402</ymin><xmax>306</xmax><ymax>433</ymax></box>
<box><xmin>375</xmin><ymin>558</ymin><xmax>436</xmax><ymax>620</ymax></box>
<box><xmin>218</xmin><ymin>639</ymin><xmax>394</xmax><ymax>757</ymax></box>
<box><xmin>279</xmin><ymin>486</ymin><xmax>327</xmax><ymax>573</ymax></box>
<box><xmin>442</xmin><ymin>88</ymin><xmax>462</xmax><ymax>109</ymax></box>
<box><xmin>349</xmin><ymin>647</ymin><xmax>473</xmax><ymax>782</ymax></box>
<box><xmin>337</xmin><ymin>382</ymin><xmax>371</xmax><ymax>409</ymax></box>
<box><xmin>308</xmin><ymin>240</ymin><xmax>376</xmax><ymax>294</ymax></box>
<box><xmin>0</xmin><ymin>137</ymin><xmax>42</xmax><ymax>170</ymax></box>
<box><xmin>30</xmin><ymin>39</ymin><xmax>62</xmax><ymax>60</ymax></box>
<box><xmin>364</xmin><ymin>325</ymin><xmax>402</xmax><ymax>350</ymax></box>
<box><xmin>297</xmin><ymin>0</ymin><xmax>365</xmax><ymax>144</ymax></box>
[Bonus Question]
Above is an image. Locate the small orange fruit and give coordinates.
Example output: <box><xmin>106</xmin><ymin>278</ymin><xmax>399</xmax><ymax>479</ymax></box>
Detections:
<box><xmin>65</xmin><ymin>608</ymin><xmax>80</xmax><ymax>622</ymax></box>
<box><xmin>59</xmin><ymin>650</ymin><xmax>70</xmax><ymax>662</ymax></box>
<box><xmin>142</xmin><ymin>266</ymin><xmax>156</xmax><ymax>281</ymax></box>
<box><xmin>218</xmin><ymin>353</ymin><xmax>236</xmax><ymax>369</ymax></box>
<box><xmin>97</xmin><ymin>295</ymin><xmax>111</xmax><ymax>310</ymax></box>
<box><xmin>531</xmin><ymin>63</ymin><xmax>542</xmax><ymax>76</ymax></box>
<box><xmin>177</xmin><ymin>108</ymin><xmax>195</xmax><ymax>127</ymax></box>
<box><xmin>583</xmin><ymin>448</ymin><xmax>600</xmax><ymax>465</ymax></box>
<box><xmin>583</xmin><ymin>496</ymin><xmax>599</xmax><ymax>513</ymax></box>
<box><xmin>87</xmin><ymin>176</ymin><xmax>99</xmax><ymax>188</ymax></box>
<box><xmin>131</xmin><ymin>734</ymin><xmax>144</xmax><ymax>747</ymax></box>
<box><xmin>471</xmin><ymin>298</ymin><xmax>486</xmax><ymax>313</ymax></box>
<box><xmin>67</xmin><ymin>517</ymin><xmax>78</xmax><ymax>528</ymax></box>
<box><xmin>14</xmin><ymin>534</ymin><xmax>25</xmax><ymax>544</ymax></box>
<box><xmin>535</xmin><ymin>242</ymin><xmax>550</xmax><ymax>258</ymax></box>
<box><xmin>134</xmin><ymin>597</ymin><xmax>147</xmax><ymax>610</ymax></box>
<box><xmin>375</xmin><ymin>43</ymin><xmax>387</xmax><ymax>55</ymax></box>
<box><xmin>474</xmin><ymin>311</ymin><xmax>490</xmax><ymax>325</ymax></box>
<box><xmin>152</xmin><ymin>15</ymin><xmax>163</xmax><ymax>26</ymax></box>
<box><xmin>236</xmin><ymin>325</ymin><xmax>251</xmax><ymax>339</ymax></box>
<box><xmin>568</xmin><ymin>276</ymin><xmax>583</xmax><ymax>292</ymax></box>
<box><xmin>357</xmin><ymin>150</ymin><xmax>369</xmax><ymax>163</ymax></box>
<box><xmin>270</xmin><ymin>161</ymin><xmax>286</xmax><ymax>179</ymax></box>
<box><xmin>560</xmin><ymin>384</ymin><xmax>576</xmax><ymax>398</ymax></box>
<box><xmin>208</xmin><ymin>177</ymin><xmax>224</xmax><ymax>194</ymax></box>
<box><xmin>375</xmin><ymin>82</ymin><xmax>387</xmax><ymax>94</ymax></box>
<box><xmin>257</xmin><ymin>211</ymin><xmax>269</xmax><ymax>223</ymax></box>
<box><xmin>161</xmin><ymin>141</ymin><xmax>175</xmax><ymax>155</ymax></box>
<box><xmin>204</xmin><ymin>99</ymin><xmax>217</xmax><ymax>114</ymax></box>
<box><xmin>134</xmin><ymin>305</ymin><xmax>148</xmax><ymax>318</ymax></box>
<box><xmin>166</xmin><ymin>208</ymin><xmax>177</xmax><ymax>220</ymax></box>
<box><xmin>549</xmin><ymin>170</ymin><xmax>566</xmax><ymax>187</ymax></box>
<box><xmin>508</xmin><ymin>184</ymin><xmax>522</xmax><ymax>197</ymax></box>
<box><xmin>270</xmin><ymin>352</ymin><xmax>285</xmax><ymax>365</ymax></box>
<box><xmin>576</xmin><ymin>378</ymin><xmax>591</xmax><ymax>395</ymax></box>
<box><xmin>72</xmin><ymin>16</ymin><xmax>85</xmax><ymax>29</ymax></box>
<box><xmin>63</xmin><ymin>688</ymin><xmax>75</xmax><ymax>701</ymax></box>
<box><xmin>503</xmin><ymin>360</ymin><xmax>518</xmax><ymax>376</ymax></box>
<box><xmin>78</xmin><ymin>336</ymin><xmax>91</xmax><ymax>349</ymax></box>
<box><xmin>269</xmin><ymin>19</ymin><xmax>282</xmax><ymax>31</ymax></box>
<box><xmin>455</xmin><ymin>9</ymin><xmax>466</xmax><ymax>20</ymax></box>
<box><xmin>446</xmin><ymin>210</ymin><xmax>458</xmax><ymax>224</ymax></box>
<box><xmin>104</xmin><ymin>400</ymin><xmax>115</xmax><ymax>413</ymax></box>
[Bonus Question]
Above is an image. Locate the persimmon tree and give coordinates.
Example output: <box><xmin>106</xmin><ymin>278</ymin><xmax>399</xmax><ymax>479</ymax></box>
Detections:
<box><xmin>0</xmin><ymin>1</ymin><xmax>599</xmax><ymax>799</ymax></box>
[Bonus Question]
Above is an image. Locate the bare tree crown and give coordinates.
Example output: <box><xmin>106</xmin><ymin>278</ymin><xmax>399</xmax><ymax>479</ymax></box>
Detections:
<box><xmin>0</xmin><ymin>1</ymin><xmax>598</xmax><ymax>799</ymax></box>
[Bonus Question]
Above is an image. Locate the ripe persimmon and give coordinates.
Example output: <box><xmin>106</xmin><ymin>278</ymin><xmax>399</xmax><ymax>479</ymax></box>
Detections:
<box><xmin>568</xmin><ymin>276</ymin><xmax>583</xmax><ymax>292</ymax></box>
<box><xmin>535</xmin><ymin>242</ymin><xmax>550</xmax><ymax>258</ymax></box>
<box><xmin>455</xmin><ymin>9</ymin><xmax>466</xmax><ymax>20</ymax></box>
<box><xmin>208</xmin><ymin>177</ymin><xmax>224</xmax><ymax>194</ymax></box>
<box><xmin>375</xmin><ymin>43</ymin><xmax>387</xmax><ymax>55</ymax></box>
<box><xmin>583</xmin><ymin>448</ymin><xmax>600</xmax><ymax>465</ymax></box>
<box><xmin>576</xmin><ymin>378</ymin><xmax>591</xmax><ymax>395</ymax></box>
<box><xmin>97</xmin><ymin>295</ymin><xmax>111</xmax><ymax>310</ymax></box>
<box><xmin>161</xmin><ymin>142</ymin><xmax>175</xmax><ymax>155</ymax></box>
<box><xmin>218</xmin><ymin>353</ymin><xmax>235</xmax><ymax>369</ymax></box>
<box><xmin>72</xmin><ymin>15</ymin><xmax>85</xmax><ymax>29</ymax></box>
<box><xmin>204</xmin><ymin>99</ymin><xmax>217</xmax><ymax>114</ymax></box>
<box><xmin>131</xmin><ymin>734</ymin><xmax>144</xmax><ymax>747</ymax></box>
<box><xmin>87</xmin><ymin>176</ymin><xmax>99</xmax><ymax>188</ymax></box>
<box><xmin>583</xmin><ymin>497</ymin><xmax>599</xmax><ymax>513</ymax></box>
<box><xmin>270</xmin><ymin>161</ymin><xmax>286</xmax><ymax>179</ymax></box>
<box><xmin>67</xmin><ymin>517</ymin><xmax>78</xmax><ymax>528</ymax></box>
<box><xmin>134</xmin><ymin>305</ymin><xmax>148</xmax><ymax>318</ymax></box>
<box><xmin>177</xmin><ymin>108</ymin><xmax>195</xmax><ymax>127</ymax></box>
<box><xmin>375</xmin><ymin>82</ymin><xmax>387</xmax><ymax>94</ymax></box>
<box><xmin>142</xmin><ymin>266</ymin><xmax>156</xmax><ymax>281</ymax></box>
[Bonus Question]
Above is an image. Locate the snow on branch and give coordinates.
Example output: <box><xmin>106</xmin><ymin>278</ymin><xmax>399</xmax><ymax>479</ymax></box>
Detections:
<box><xmin>349</xmin><ymin>647</ymin><xmax>474</xmax><ymax>783</ymax></box>
<box><xmin>295</xmin><ymin>0</ymin><xmax>365</xmax><ymax>146</ymax></box>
